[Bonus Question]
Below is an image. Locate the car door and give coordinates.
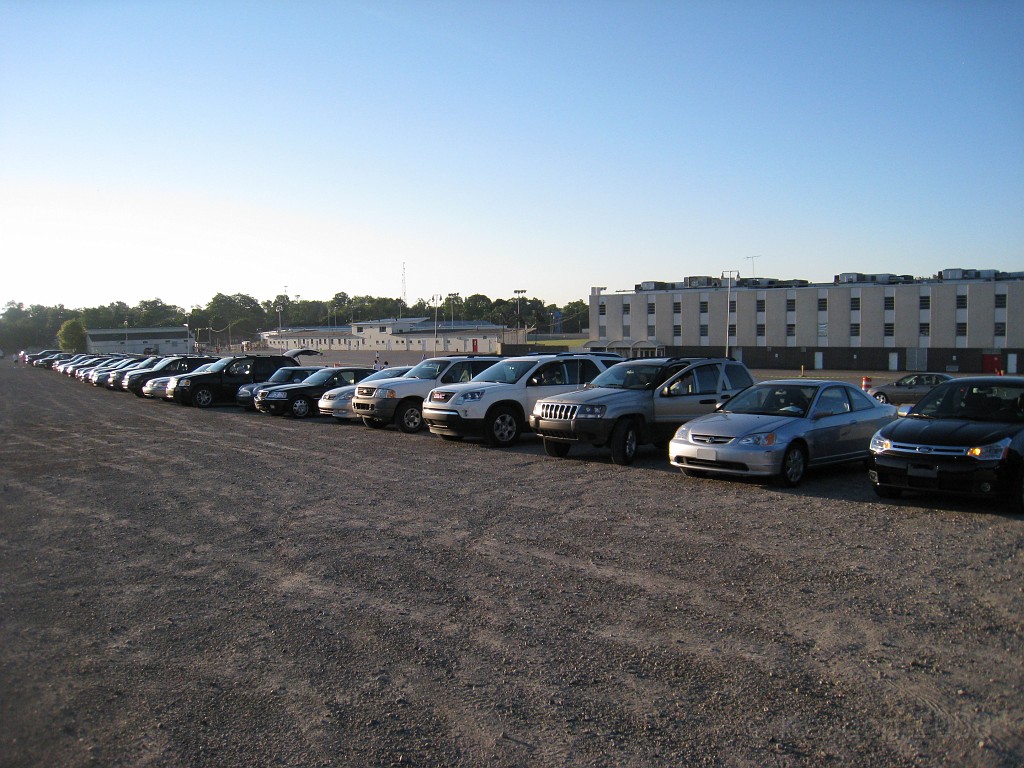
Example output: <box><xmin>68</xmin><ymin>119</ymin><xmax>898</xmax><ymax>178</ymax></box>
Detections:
<box><xmin>654</xmin><ymin>363</ymin><xmax>724</xmax><ymax>440</ymax></box>
<box><xmin>807</xmin><ymin>385</ymin><xmax>859</xmax><ymax>460</ymax></box>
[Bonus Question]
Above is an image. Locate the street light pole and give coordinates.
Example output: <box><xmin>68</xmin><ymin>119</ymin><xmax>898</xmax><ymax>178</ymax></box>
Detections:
<box><xmin>514</xmin><ymin>289</ymin><xmax>527</xmax><ymax>344</ymax></box>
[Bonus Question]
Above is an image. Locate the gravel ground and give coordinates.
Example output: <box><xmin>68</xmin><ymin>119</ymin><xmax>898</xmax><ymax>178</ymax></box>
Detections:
<box><xmin>1</xmin><ymin>361</ymin><xmax>1022</xmax><ymax>767</ymax></box>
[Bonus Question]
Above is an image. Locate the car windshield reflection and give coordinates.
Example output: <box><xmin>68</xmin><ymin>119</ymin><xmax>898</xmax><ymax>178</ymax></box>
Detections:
<box><xmin>722</xmin><ymin>384</ymin><xmax>820</xmax><ymax>418</ymax></box>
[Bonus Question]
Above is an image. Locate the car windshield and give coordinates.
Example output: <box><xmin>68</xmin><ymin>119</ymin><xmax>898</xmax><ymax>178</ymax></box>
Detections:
<box><xmin>363</xmin><ymin>367</ymin><xmax>411</xmax><ymax>382</ymax></box>
<box><xmin>911</xmin><ymin>381</ymin><xmax>1024</xmax><ymax>422</ymax></box>
<box><xmin>474</xmin><ymin>360</ymin><xmax>536</xmax><ymax>384</ymax></box>
<box><xmin>206</xmin><ymin>357</ymin><xmax>237</xmax><ymax>373</ymax></box>
<box><xmin>150</xmin><ymin>357</ymin><xmax>181</xmax><ymax>371</ymax></box>
<box><xmin>723</xmin><ymin>383</ymin><xmax>819</xmax><ymax>418</ymax></box>
<box><xmin>303</xmin><ymin>368</ymin><xmax>342</xmax><ymax>385</ymax></box>
<box><xmin>406</xmin><ymin>359</ymin><xmax>447</xmax><ymax>379</ymax></box>
<box><xmin>589</xmin><ymin>363</ymin><xmax>664</xmax><ymax>390</ymax></box>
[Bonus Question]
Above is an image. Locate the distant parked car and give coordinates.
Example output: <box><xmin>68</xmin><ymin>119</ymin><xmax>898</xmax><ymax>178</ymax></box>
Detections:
<box><xmin>869</xmin><ymin>376</ymin><xmax>1024</xmax><ymax>511</ymax></box>
<box><xmin>669</xmin><ymin>380</ymin><xmax>897</xmax><ymax>486</ymax></box>
<box><xmin>123</xmin><ymin>356</ymin><xmax>220</xmax><ymax>396</ymax></box>
<box><xmin>168</xmin><ymin>351</ymin><xmax>319</xmax><ymax>407</ymax></box>
<box><xmin>867</xmin><ymin>373</ymin><xmax>953</xmax><ymax>405</ymax></box>
<box><xmin>255</xmin><ymin>366</ymin><xmax>376</xmax><ymax>417</ymax></box>
<box><xmin>145</xmin><ymin>364</ymin><xmax>216</xmax><ymax>399</ymax></box>
<box><xmin>318</xmin><ymin>367</ymin><xmax>413</xmax><ymax>421</ymax></box>
<box><xmin>235</xmin><ymin>366</ymin><xmax>325</xmax><ymax>410</ymax></box>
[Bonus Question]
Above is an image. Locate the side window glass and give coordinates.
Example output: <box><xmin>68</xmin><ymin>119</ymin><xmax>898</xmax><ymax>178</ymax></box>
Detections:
<box><xmin>848</xmin><ymin>388</ymin><xmax>876</xmax><ymax>411</ymax></box>
<box><xmin>471</xmin><ymin>360</ymin><xmax>496</xmax><ymax>376</ymax></box>
<box><xmin>694</xmin><ymin>365</ymin><xmax>721</xmax><ymax>394</ymax></box>
<box><xmin>725</xmin><ymin>363</ymin><xmax>753</xmax><ymax>389</ymax></box>
<box><xmin>668</xmin><ymin>371</ymin><xmax>696</xmax><ymax>396</ymax></box>
<box><xmin>576</xmin><ymin>360</ymin><xmax>599</xmax><ymax>384</ymax></box>
<box><xmin>816</xmin><ymin>387</ymin><xmax>851</xmax><ymax>416</ymax></box>
<box><xmin>534</xmin><ymin>363</ymin><xmax>565</xmax><ymax>386</ymax></box>
<box><xmin>340</xmin><ymin>372</ymin><xmax>355</xmax><ymax>385</ymax></box>
<box><xmin>228</xmin><ymin>361</ymin><xmax>251</xmax><ymax>376</ymax></box>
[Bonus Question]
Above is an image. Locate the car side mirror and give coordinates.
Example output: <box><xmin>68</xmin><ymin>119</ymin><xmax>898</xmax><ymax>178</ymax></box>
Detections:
<box><xmin>897</xmin><ymin>404</ymin><xmax>913</xmax><ymax>417</ymax></box>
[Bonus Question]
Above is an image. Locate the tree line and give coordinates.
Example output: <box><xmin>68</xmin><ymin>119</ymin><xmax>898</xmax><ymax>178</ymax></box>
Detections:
<box><xmin>0</xmin><ymin>292</ymin><xmax>590</xmax><ymax>352</ymax></box>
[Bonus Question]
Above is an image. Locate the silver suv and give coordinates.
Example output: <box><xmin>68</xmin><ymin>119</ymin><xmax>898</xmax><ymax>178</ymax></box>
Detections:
<box><xmin>529</xmin><ymin>357</ymin><xmax>755</xmax><ymax>464</ymax></box>
<box><xmin>350</xmin><ymin>355</ymin><xmax>503</xmax><ymax>432</ymax></box>
<box><xmin>422</xmin><ymin>352</ymin><xmax>624</xmax><ymax>447</ymax></box>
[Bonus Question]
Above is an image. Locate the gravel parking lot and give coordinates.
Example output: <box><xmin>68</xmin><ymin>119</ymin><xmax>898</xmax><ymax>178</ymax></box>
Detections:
<box><xmin>1</xmin><ymin>361</ymin><xmax>1022</xmax><ymax>767</ymax></box>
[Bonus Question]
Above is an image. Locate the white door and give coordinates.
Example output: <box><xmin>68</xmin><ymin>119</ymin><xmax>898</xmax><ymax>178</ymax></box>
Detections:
<box><xmin>888</xmin><ymin>352</ymin><xmax>899</xmax><ymax>371</ymax></box>
<box><xmin>814</xmin><ymin>352</ymin><xmax>823</xmax><ymax>370</ymax></box>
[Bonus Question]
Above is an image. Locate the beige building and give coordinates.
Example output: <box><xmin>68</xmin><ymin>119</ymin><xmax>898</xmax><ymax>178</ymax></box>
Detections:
<box><xmin>589</xmin><ymin>269</ymin><xmax>1023</xmax><ymax>373</ymax></box>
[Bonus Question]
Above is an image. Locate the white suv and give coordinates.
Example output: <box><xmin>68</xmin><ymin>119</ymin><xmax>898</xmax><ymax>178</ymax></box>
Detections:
<box><xmin>350</xmin><ymin>355</ymin><xmax>503</xmax><ymax>432</ymax></box>
<box><xmin>422</xmin><ymin>352</ymin><xmax>624</xmax><ymax>447</ymax></box>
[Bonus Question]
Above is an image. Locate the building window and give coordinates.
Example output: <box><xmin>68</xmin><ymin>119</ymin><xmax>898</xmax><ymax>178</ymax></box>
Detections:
<box><xmin>622</xmin><ymin>303</ymin><xmax>630</xmax><ymax>315</ymax></box>
<box><xmin>920</xmin><ymin>296</ymin><xmax>931</xmax><ymax>310</ymax></box>
<box><xmin>673</xmin><ymin>324</ymin><xmax>681</xmax><ymax>336</ymax></box>
<box><xmin>850</xmin><ymin>323</ymin><xmax>860</xmax><ymax>337</ymax></box>
<box><xmin>728</xmin><ymin>300</ymin><xmax>736</xmax><ymax>313</ymax></box>
<box><xmin>622</xmin><ymin>325</ymin><xmax>631</xmax><ymax>338</ymax></box>
<box><xmin>598</xmin><ymin>324</ymin><xmax>606</xmax><ymax>338</ymax></box>
<box><xmin>919</xmin><ymin>323</ymin><xmax>930</xmax><ymax>337</ymax></box>
<box><xmin>699</xmin><ymin>324</ymin><xmax>709</xmax><ymax>337</ymax></box>
<box><xmin>850</xmin><ymin>297</ymin><xmax>860</xmax><ymax>311</ymax></box>
<box><xmin>995</xmin><ymin>322</ymin><xmax>1007</xmax><ymax>337</ymax></box>
<box><xmin>884</xmin><ymin>296</ymin><xmax>895</xmax><ymax>310</ymax></box>
<box><xmin>786</xmin><ymin>299</ymin><xmax>796</xmax><ymax>312</ymax></box>
<box><xmin>817</xmin><ymin>298</ymin><xmax>828</xmax><ymax>311</ymax></box>
<box><xmin>699</xmin><ymin>301</ymin><xmax>708</xmax><ymax>313</ymax></box>
<box><xmin>756</xmin><ymin>299</ymin><xmax>766</xmax><ymax>312</ymax></box>
<box><xmin>598</xmin><ymin>304</ymin><xmax>606</xmax><ymax>316</ymax></box>
<box><xmin>756</xmin><ymin>324</ymin><xmax>765</xmax><ymax>337</ymax></box>
<box><xmin>647</xmin><ymin>302</ymin><xmax>655</xmax><ymax>314</ymax></box>
<box><xmin>956</xmin><ymin>295</ymin><xmax>967</xmax><ymax>309</ymax></box>
<box><xmin>884</xmin><ymin>323</ymin><xmax>895</xmax><ymax>337</ymax></box>
<box><xmin>647</xmin><ymin>324</ymin><xmax>656</xmax><ymax>337</ymax></box>
<box><xmin>786</xmin><ymin>324</ymin><xmax>795</xmax><ymax>337</ymax></box>
<box><xmin>995</xmin><ymin>293</ymin><xmax>1007</xmax><ymax>309</ymax></box>
<box><xmin>672</xmin><ymin>302</ymin><xmax>681</xmax><ymax>313</ymax></box>
<box><xmin>956</xmin><ymin>323</ymin><xmax>967</xmax><ymax>337</ymax></box>
<box><xmin>728</xmin><ymin>324</ymin><xmax>736</xmax><ymax>337</ymax></box>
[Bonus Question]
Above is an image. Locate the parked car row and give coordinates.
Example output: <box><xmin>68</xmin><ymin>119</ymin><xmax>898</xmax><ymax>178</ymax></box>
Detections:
<box><xmin>25</xmin><ymin>349</ymin><xmax>1024</xmax><ymax>511</ymax></box>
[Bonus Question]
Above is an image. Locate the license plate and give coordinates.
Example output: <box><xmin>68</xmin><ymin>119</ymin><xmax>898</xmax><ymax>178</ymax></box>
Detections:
<box><xmin>908</xmin><ymin>464</ymin><xmax>938</xmax><ymax>478</ymax></box>
<box><xmin>696</xmin><ymin>448</ymin><xmax>717</xmax><ymax>461</ymax></box>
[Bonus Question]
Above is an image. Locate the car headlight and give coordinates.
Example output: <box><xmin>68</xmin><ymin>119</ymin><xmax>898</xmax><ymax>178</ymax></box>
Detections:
<box><xmin>967</xmin><ymin>437</ymin><xmax>1010</xmax><ymax>460</ymax></box>
<box><xmin>339</xmin><ymin>392</ymin><xmax>354</xmax><ymax>403</ymax></box>
<box><xmin>375</xmin><ymin>388</ymin><xmax>396</xmax><ymax>398</ymax></box>
<box><xmin>321</xmin><ymin>392</ymin><xmax>336</xmax><ymax>401</ymax></box>
<box><xmin>574</xmin><ymin>404</ymin><xmax>606</xmax><ymax>419</ymax></box>
<box><xmin>738</xmin><ymin>432</ymin><xmax>776</xmax><ymax>446</ymax></box>
<box><xmin>267</xmin><ymin>391</ymin><xmax>288</xmax><ymax>399</ymax></box>
<box><xmin>179</xmin><ymin>379</ymin><xmax>191</xmax><ymax>387</ymax></box>
<box><xmin>869</xmin><ymin>433</ymin><xmax>890</xmax><ymax>453</ymax></box>
<box><xmin>455</xmin><ymin>390</ymin><xmax>485</xmax><ymax>404</ymax></box>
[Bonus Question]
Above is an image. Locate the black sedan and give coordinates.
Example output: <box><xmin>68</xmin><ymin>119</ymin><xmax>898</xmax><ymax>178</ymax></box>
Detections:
<box><xmin>868</xmin><ymin>376</ymin><xmax>1024</xmax><ymax>511</ymax></box>
<box><xmin>255</xmin><ymin>366</ymin><xmax>376</xmax><ymax>417</ymax></box>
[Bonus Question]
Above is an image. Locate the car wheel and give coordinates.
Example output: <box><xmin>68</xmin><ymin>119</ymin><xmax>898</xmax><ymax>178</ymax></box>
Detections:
<box><xmin>485</xmin><ymin>406</ymin><xmax>521</xmax><ymax>447</ymax></box>
<box><xmin>873</xmin><ymin>392</ymin><xmax>889</xmax><ymax>404</ymax></box>
<box><xmin>609</xmin><ymin>419</ymin><xmax>639</xmax><ymax>466</ymax></box>
<box><xmin>873</xmin><ymin>484</ymin><xmax>903</xmax><ymax>499</ymax></box>
<box><xmin>290</xmin><ymin>396</ymin><xmax>313</xmax><ymax>418</ymax></box>
<box><xmin>682</xmin><ymin>467</ymin><xmax>708</xmax><ymax>478</ymax></box>
<box><xmin>543</xmin><ymin>439</ymin><xmax>571</xmax><ymax>458</ymax></box>
<box><xmin>362</xmin><ymin>417</ymin><xmax>387</xmax><ymax>429</ymax></box>
<box><xmin>191</xmin><ymin>387</ymin><xmax>215</xmax><ymax>408</ymax></box>
<box><xmin>776</xmin><ymin>443</ymin><xmax>807</xmax><ymax>487</ymax></box>
<box><xmin>396</xmin><ymin>400</ymin><xmax>423</xmax><ymax>433</ymax></box>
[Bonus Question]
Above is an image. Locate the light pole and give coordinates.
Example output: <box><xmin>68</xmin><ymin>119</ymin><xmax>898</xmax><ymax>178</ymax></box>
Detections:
<box><xmin>432</xmin><ymin>294</ymin><xmax>443</xmax><ymax>353</ymax></box>
<box><xmin>721</xmin><ymin>270</ymin><xmax>740</xmax><ymax>358</ymax></box>
<box><xmin>514</xmin><ymin>289</ymin><xmax>527</xmax><ymax>343</ymax></box>
<box><xmin>183</xmin><ymin>322</ymin><xmax>190</xmax><ymax>354</ymax></box>
<box><xmin>276</xmin><ymin>306</ymin><xmax>282</xmax><ymax>333</ymax></box>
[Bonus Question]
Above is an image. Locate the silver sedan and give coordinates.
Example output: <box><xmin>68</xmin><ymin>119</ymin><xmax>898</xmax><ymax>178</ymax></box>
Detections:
<box><xmin>867</xmin><ymin>372</ymin><xmax>953</xmax><ymax>404</ymax></box>
<box><xmin>669</xmin><ymin>380</ymin><xmax>897</xmax><ymax>486</ymax></box>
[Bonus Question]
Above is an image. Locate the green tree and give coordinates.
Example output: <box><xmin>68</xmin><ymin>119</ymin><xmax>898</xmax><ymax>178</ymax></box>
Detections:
<box><xmin>57</xmin><ymin>319</ymin><xmax>88</xmax><ymax>352</ymax></box>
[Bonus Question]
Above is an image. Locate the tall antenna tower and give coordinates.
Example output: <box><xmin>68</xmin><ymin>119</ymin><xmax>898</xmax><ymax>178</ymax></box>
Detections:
<box><xmin>401</xmin><ymin>262</ymin><xmax>407</xmax><ymax>317</ymax></box>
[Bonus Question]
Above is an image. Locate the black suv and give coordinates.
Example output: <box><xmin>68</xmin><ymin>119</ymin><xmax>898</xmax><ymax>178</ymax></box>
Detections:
<box><xmin>168</xmin><ymin>352</ymin><xmax>317</xmax><ymax>407</ymax></box>
<box><xmin>122</xmin><ymin>355</ymin><xmax>220</xmax><ymax>396</ymax></box>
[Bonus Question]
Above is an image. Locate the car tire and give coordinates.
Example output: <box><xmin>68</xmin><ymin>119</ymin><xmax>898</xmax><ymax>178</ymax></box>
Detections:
<box><xmin>290</xmin><ymin>396</ymin><xmax>314</xmax><ymax>418</ymax></box>
<box><xmin>485</xmin><ymin>406</ymin><xmax>521</xmax><ymax>447</ymax></box>
<box><xmin>191</xmin><ymin>387</ymin><xmax>215</xmax><ymax>408</ymax></box>
<box><xmin>776</xmin><ymin>443</ymin><xmax>807</xmax><ymax>487</ymax></box>
<box><xmin>543</xmin><ymin>439</ymin><xmax>571</xmax><ymax>458</ymax></box>
<box><xmin>873</xmin><ymin>392</ymin><xmax>889</xmax><ymax>404</ymax></box>
<box><xmin>873</xmin><ymin>484</ymin><xmax>903</xmax><ymax>499</ymax></box>
<box><xmin>396</xmin><ymin>400</ymin><xmax>424</xmax><ymax>433</ymax></box>
<box><xmin>609</xmin><ymin>420</ymin><xmax>639</xmax><ymax>466</ymax></box>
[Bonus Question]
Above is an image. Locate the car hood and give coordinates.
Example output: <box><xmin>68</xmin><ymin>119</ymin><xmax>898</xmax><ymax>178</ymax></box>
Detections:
<box><xmin>541</xmin><ymin>387</ymin><xmax>647</xmax><ymax>406</ymax></box>
<box><xmin>434</xmin><ymin>381</ymin><xmax>510</xmax><ymax>394</ymax></box>
<box><xmin>261</xmin><ymin>382</ymin><xmax>319</xmax><ymax>394</ymax></box>
<box><xmin>680</xmin><ymin>411</ymin><xmax>797</xmax><ymax>437</ymax></box>
<box><xmin>881</xmin><ymin>417</ymin><xmax>1021</xmax><ymax>446</ymax></box>
<box><xmin>321</xmin><ymin>384</ymin><xmax>357</xmax><ymax>398</ymax></box>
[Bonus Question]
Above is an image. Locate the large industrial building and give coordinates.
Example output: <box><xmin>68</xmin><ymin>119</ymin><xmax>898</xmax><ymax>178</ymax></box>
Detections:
<box><xmin>587</xmin><ymin>268</ymin><xmax>1023</xmax><ymax>373</ymax></box>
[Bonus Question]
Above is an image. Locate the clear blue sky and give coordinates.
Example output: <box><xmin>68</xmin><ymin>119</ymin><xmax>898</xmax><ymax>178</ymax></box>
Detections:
<box><xmin>2</xmin><ymin>0</ymin><xmax>1021</xmax><ymax>311</ymax></box>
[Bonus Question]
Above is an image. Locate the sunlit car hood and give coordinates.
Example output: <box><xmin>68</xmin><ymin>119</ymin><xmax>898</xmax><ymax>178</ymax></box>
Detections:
<box><xmin>880</xmin><ymin>417</ymin><xmax>1020</xmax><ymax>446</ymax></box>
<box><xmin>682</xmin><ymin>412</ymin><xmax>796</xmax><ymax>438</ymax></box>
<box><xmin>542</xmin><ymin>387</ymin><xmax>643</xmax><ymax>406</ymax></box>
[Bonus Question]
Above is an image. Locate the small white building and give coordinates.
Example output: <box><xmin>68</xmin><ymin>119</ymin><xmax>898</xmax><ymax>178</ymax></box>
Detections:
<box><xmin>260</xmin><ymin>317</ymin><xmax>528</xmax><ymax>355</ymax></box>
<box><xmin>86</xmin><ymin>325</ymin><xmax>192</xmax><ymax>356</ymax></box>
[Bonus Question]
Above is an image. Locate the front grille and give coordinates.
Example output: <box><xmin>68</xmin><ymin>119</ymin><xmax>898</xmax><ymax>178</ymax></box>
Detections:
<box><xmin>538</xmin><ymin>402</ymin><xmax>577</xmax><ymax>420</ymax></box>
<box><xmin>886</xmin><ymin>442</ymin><xmax>968</xmax><ymax>457</ymax></box>
<box><xmin>684</xmin><ymin>457</ymin><xmax>749</xmax><ymax>471</ymax></box>
<box><xmin>356</xmin><ymin>386</ymin><xmax>377</xmax><ymax>397</ymax></box>
<box><xmin>689</xmin><ymin>434</ymin><xmax>733</xmax><ymax>445</ymax></box>
<box><xmin>430</xmin><ymin>390</ymin><xmax>455</xmax><ymax>403</ymax></box>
